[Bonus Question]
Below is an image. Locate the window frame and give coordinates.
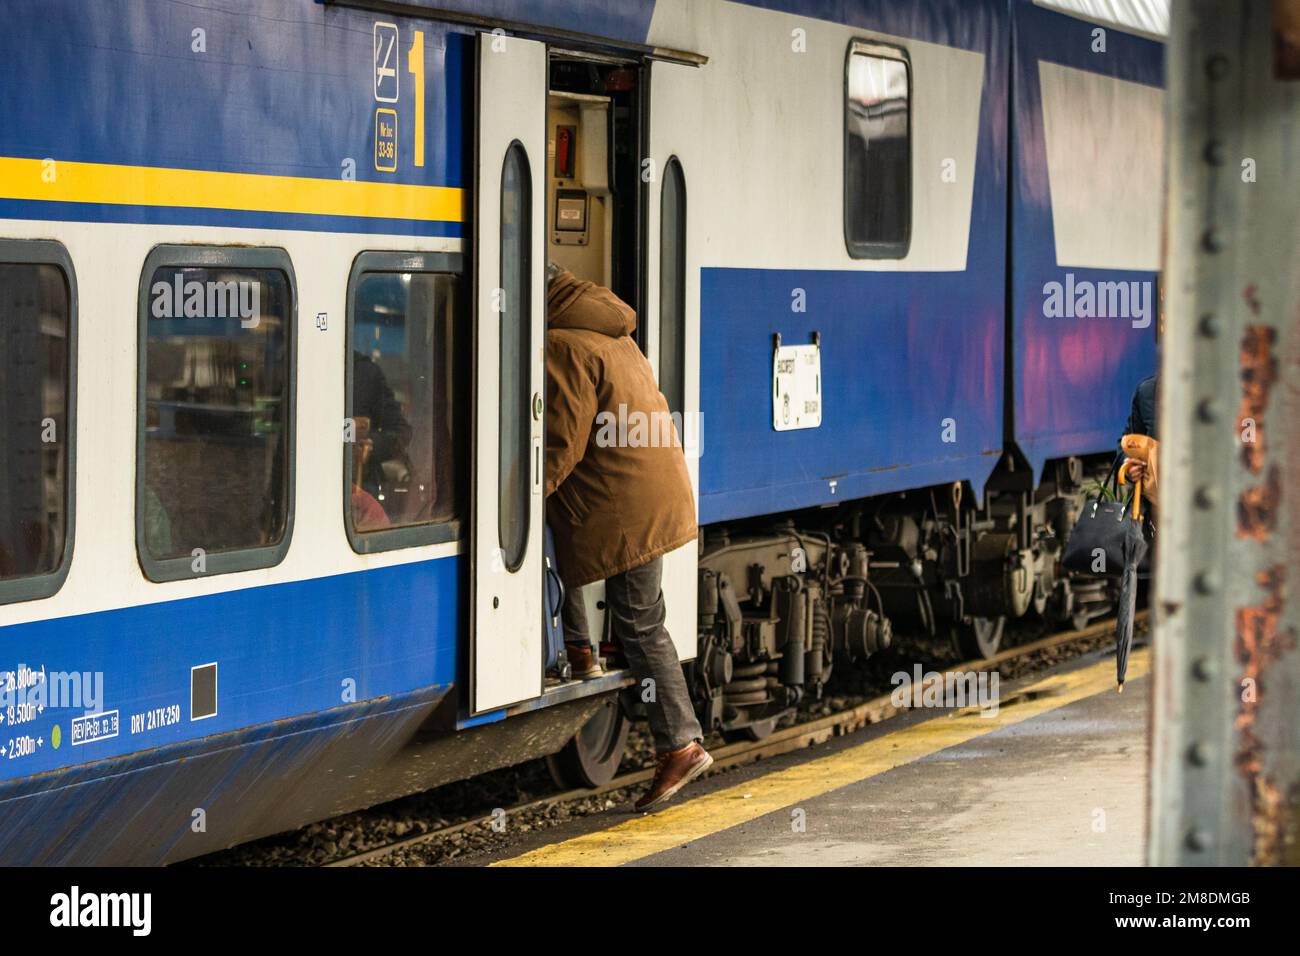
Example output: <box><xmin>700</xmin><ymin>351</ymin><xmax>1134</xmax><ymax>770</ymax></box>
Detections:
<box><xmin>497</xmin><ymin>140</ymin><xmax>532</xmax><ymax>574</ymax></box>
<box><xmin>658</xmin><ymin>155</ymin><xmax>688</xmax><ymax>418</ymax></box>
<box><xmin>0</xmin><ymin>239</ymin><xmax>77</xmax><ymax>606</ymax></box>
<box><xmin>135</xmin><ymin>244</ymin><xmax>297</xmax><ymax>582</ymax></box>
<box><xmin>343</xmin><ymin>249</ymin><xmax>467</xmax><ymax>555</ymax></box>
<box><xmin>843</xmin><ymin>39</ymin><xmax>913</xmax><ymax>260</ymax></box>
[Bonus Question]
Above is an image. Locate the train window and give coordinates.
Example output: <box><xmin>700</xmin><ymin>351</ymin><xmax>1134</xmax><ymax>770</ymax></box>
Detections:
<box><xmin>345</xmin><ymin>252</ymin><xmax>466</xmax><ymax>553</ymax></box>
<box><xmin>0</xmin><ymin>240</ymin><xmax>76</xmax><ymax>606</ymax></box>
<box><xmin>498</xmin><ymin>142</ymin><xmax>533</xmax><ymax>573</ymax></box>
<box><xmin>659</xmin><ymin>156</ymin><xmax>687</xmax><ymax>418</ymax></box>
<box><xmin>136</xmin><ymin>246</ymin><xmax>295</xmax><ymax>582</ymax></box>
<box><xmin>844</xmin><ymin>42</ymin><xmax>912</xmax><ymax>259</ymax></box>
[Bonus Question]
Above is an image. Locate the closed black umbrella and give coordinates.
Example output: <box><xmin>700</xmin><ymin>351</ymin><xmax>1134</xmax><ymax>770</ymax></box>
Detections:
<box><xmin>1114</xmin><ymin>471</ymin><xmax>1148</xmax><ymax>691</ymax></box>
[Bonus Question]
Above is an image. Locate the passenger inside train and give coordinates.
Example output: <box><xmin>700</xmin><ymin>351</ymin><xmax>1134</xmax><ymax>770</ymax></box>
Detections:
<box><xmin>350</xmin><ymin>416</ymin><xmax>390</xmax><ymax>531</ymax></box>
<box><xmin>350</xmin><ymin>349</ymin><xmax>413</xmax><ymax>525</ymax></box>
<box><xmin>350</xmin><ymin>270</ymin><xmax>461</xmax><ymax>532</ymax></box>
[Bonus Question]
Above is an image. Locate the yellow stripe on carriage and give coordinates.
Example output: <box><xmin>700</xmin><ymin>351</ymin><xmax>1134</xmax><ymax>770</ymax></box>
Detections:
<box><xmin>0</xmin><ymin>156</ymin><xmax>464</xmax><ymax>222</ymax></box>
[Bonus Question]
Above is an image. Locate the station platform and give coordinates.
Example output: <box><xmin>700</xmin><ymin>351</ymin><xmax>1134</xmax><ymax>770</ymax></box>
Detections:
<box><xmin>480</xmin><ymin>646</ymin><xmax>1151</xmax><ymax>867</ymax></box>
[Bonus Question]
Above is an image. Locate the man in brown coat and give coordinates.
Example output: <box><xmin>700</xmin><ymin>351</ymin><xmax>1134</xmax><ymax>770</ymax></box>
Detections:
<box><xmin>545</xmin><ymin>266</ymin><xmax>712</xmax><ymax>811</ymax></box>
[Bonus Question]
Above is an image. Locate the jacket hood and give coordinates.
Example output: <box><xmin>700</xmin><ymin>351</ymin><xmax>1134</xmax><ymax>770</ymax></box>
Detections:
<box><xmin>546</xmin><ymin>269</ymin><xmax>637</xmax><ymax>338</ymax></box>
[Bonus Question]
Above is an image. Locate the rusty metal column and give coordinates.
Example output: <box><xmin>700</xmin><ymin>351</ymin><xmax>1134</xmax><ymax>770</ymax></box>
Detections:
<box><xmin>1152</xmin><ymin>0</ymin><xmax>1300</xmax><ymax>865</ymax></box>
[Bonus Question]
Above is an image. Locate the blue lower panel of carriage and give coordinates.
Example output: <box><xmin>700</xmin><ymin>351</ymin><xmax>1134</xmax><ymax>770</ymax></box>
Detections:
<box><xmin>1009</xmin><ymin>1</ymin><xmax>1162</xmax><ymax>478</ymax></box>
<box><xmin>1012</xmin><ymin>266</ymin><xmax>1158</xmax><ymax>477</ymax></box>
<box><xmin>698</xmin><ymin>268</ymin><xmax>1005</xmax><ymax>524</ymax></box>
<box><xmin>0</xmin><ymin>557</ymin><xmax>463</xmax><ymax>783</ymax></box>
<box><xmin>0</xmin><ymin>685</ymin><xmax>447</xmax><ymax>865</ymax></box>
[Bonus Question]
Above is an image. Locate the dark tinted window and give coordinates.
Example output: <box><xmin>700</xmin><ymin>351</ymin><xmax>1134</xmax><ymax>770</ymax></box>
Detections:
<box><xmin>845</xmin><ymin>46</ymin><xmax>911</xmax><ymax>258</ymax></box>
<box><xmin>0</xmin><ymin>260</ymin><xmax>71</xmax><ymax>592</ymax></box>
<box><xmin>140</xmin><ymin>257</ymin><xmax>292</xmax><ymax>575</ymax></box>
<box><xmin>498</xmin><ymin>143</ymin><xmax>532</xmax><ymax>572</ymax></box>
<box><xmin>348</xmin><ymin>267</ymin><xmax>464</xmax><ymax>545</ymax></box>
<box><xmin>659</xmin><ymin>157</ymin><xmax>687</xmax><ymax>418</ymax></box>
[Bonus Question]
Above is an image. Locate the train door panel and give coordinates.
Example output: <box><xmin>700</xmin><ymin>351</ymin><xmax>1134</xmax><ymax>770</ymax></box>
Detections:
<box><xmin>646</xmin><ymin>59</ymin><xmax>701</xmax><ymax>662</ymax></box>
<box><xmin>471</xmin><ymin>32</ymin><xmax>547</xmax><ymax>713</ymax></box>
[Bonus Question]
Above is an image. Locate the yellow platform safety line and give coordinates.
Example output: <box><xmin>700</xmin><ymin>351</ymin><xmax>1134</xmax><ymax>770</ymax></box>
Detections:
<box><xmin>0</xmin><ymin>156</ymin><xmax>464</xmax><ymax>222</ymax></box>
<box><xmin>493</xmin><ymin>647</ymin><xmax>1151</xmax><ymax>867</ymax></box>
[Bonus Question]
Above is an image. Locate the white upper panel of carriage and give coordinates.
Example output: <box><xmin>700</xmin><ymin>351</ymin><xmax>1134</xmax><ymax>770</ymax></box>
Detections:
<box><xmin>1038</xmin><ymin>61</ymin><xmax>1165</xmax><ymax>271</ymax></box>
<box><xmin>1034</xmin><ymin>0</ymin><xmax>1170</xmax><ymax>40</ymax></box>
<box><xmin>0</xmin><ymin>217</ymin><xmax>463</xmax><ymax>628</ymax></box>
<box><xmin>647</xmin><ymin>0</ymin><xmax>985</xmax><ymax>273</ymax></box>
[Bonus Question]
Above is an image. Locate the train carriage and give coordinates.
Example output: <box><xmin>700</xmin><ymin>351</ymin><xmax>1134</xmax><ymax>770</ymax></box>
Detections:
<box><xmin>0</xmin><ymin>0</ymin><xmax>1162</xmax><ymax>864</ymax></box>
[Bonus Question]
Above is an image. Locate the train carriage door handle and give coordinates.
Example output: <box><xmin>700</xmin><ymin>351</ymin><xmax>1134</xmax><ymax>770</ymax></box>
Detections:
<box><xmin>533</xmin><ymin>435</ymin><xmax>543</xmax><ymax>495</ymax></box>
<box><xmin>532</xmin><ymin>391</ymin><xmax>543</xmax><ymax>495</ymax></box>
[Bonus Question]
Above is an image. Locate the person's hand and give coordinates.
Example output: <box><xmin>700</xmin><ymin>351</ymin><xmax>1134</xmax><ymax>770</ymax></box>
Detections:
<box><xmin>1122</xmin><ymin>458</ymin><xmax>1146</xmax><ymax>485</ymax></box>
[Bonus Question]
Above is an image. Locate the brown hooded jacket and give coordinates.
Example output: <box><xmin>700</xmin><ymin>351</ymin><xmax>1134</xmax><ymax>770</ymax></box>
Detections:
<box><xmin>545</xmin><ymin>269</ymin><xmax>697</xmax><ymax>587</ymax></box>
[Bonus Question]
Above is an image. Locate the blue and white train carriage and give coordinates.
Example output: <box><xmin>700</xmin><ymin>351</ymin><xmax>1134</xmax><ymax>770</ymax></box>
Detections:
<box><xmin>0</xmin><ymin>0</ymin><xmax>1164</xmax><ymax>863</ymax></box>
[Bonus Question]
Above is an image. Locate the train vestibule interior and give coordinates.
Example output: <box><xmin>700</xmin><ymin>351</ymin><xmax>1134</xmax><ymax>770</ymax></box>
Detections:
<box><xmin>545</xmin><ymin>53</ymin><xmax>641</xmax><ymax>320</ymax></box>
<box><xmin>540</xmin><ymin>53</ymin><xmax>644</xmax><ymax>661</ymax></box>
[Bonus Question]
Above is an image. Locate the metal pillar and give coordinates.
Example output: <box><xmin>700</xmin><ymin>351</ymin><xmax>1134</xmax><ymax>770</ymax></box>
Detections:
<box><xmin>1151</xmin><ymin>0</ymin><xmax>1300</xmax><ymax>865</ymax></box>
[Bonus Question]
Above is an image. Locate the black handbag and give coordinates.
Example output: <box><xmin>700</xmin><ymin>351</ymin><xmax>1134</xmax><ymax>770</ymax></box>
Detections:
<box><xmin>1062</xmin><ymin>459</ymin><xmax>1153</xmax><ymax>577</ymax></box>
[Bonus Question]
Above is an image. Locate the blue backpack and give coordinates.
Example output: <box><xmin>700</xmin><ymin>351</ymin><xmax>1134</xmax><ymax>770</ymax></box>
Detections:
<box><xmin>543</xmin><ymin>525</ymin><xmax>571</xmax><ymax>681</ymax></box>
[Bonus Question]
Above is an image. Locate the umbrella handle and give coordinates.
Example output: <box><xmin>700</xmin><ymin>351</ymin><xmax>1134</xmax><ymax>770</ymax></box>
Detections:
<box><xmin>1119</xmin><ymin>461</ymin><xmax>1143</xmax><ymax>520</ymax></box>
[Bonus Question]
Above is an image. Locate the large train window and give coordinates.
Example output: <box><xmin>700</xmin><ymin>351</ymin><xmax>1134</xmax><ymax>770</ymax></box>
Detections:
<box><xmin>136</xmin><ymin>246</ymin><xmax>295</xmax><ymax>582</ymax></box>
<box><xmin>844</xmin><ymin>41</ymin><xmax>912</xmax><ymax>259</ymax></box>
<box><xmin>498</xmin><ymin>142</ymin><xmax>532</xmax><ymax>572</ymax></box>
<box><xmin>345</xmin><ymin>251</ymin><xmax>466</xmax><ymax>553</ymax></box>
<box><xmin>659</xmin><ymin>156</ymin><xmax>687</xmax><ymax>417</ymax></box>
<box><xmin>0</xmin><ymin>240</ymin><xmax>76</xmax><ymax>606</ymax></box>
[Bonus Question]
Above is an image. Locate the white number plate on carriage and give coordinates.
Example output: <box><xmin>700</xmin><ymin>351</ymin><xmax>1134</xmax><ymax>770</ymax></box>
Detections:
<box><xmin>772</xmin><ymin>342</ymin><xmax>822</xmax><ymax>431</ymax></box>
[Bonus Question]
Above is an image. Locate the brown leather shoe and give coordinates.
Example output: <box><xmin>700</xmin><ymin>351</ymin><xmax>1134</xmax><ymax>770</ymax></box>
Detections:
<box><xmin>635</xmin><ymin>741</ymin><xmax>713</xmax><ymax>812</ymax></box>
<box><xmin>566</xmin><ymin>644</ymin><xmax>604</xmax><ymax>680</ymax></box>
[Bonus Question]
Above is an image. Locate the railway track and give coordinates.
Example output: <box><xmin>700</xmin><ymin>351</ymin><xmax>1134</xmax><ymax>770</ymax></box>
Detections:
<box><xmin>327</xmin><ymin>611</ymin><xmax>1144</xmax><ymax>867</ymax></box>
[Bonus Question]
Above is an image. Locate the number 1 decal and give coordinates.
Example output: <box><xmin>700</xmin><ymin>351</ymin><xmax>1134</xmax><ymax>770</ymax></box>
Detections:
<box><xmin>408</xmin><ymin>31</ymin><xmax>425</xmax><ymax>168</ymax></box>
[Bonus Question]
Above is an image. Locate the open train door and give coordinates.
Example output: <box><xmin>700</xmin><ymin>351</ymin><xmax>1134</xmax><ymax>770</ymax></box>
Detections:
<box><xmin>644</xmin><ymin>58</ymin><xmax>703</xmax><ymax>663</ymax></box>
<box><xmin>471</xmin><ymin>32</ymin><xmax>547</xmax><ymax>713</ymax></box>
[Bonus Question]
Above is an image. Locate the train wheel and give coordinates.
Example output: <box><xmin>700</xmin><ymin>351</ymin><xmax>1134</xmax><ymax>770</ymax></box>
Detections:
<box><xmin>953</xmin><ymin>615</ymin><xmax>1005</xmax><ymax>660</ymax></box>
<box><xmin>546</xmin><ymin>695</ymin><xmax>630</xmax><ymax>789</ymax></box>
